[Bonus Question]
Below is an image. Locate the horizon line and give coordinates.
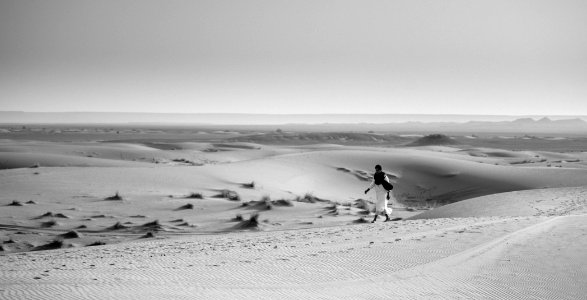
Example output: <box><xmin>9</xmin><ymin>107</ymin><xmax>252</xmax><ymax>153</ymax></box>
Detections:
<box><xmin>3</xmin><ymin>111</ymin><xmax>587</xmax><ymax>117</ymax></box>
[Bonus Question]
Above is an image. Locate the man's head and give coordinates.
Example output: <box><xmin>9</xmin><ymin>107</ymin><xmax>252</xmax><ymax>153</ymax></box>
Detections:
<box><xmin>375</xmin><ymin>164</ymin><xmax>382</xmax><ymax>171</ymax></box>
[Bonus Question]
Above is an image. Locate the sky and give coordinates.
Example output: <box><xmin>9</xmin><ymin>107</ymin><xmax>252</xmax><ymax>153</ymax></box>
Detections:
<box><xmin>1</xmin><ymin>0</ymin><xmax>586</xmax><ymax>115</ymax></box>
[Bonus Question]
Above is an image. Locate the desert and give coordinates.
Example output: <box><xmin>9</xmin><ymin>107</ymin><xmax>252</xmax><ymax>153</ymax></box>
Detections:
<box><xmin>3</xmin><ymin>0</ymin><xmax>587</xmax><ymax>298</ymax></box>
<box><xmin>1</xmin><ymin>123</ymin><xmax>586</xmax><ymax>299</ymax></box>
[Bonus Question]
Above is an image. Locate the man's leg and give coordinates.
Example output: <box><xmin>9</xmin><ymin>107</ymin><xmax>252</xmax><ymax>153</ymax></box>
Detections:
<box><xmin>371</xmin><ymin>214</ymin><xmax>378</xmax><ymax>223</ymax></box>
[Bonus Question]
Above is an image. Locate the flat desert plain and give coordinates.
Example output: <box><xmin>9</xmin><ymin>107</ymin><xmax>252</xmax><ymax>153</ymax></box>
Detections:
<box><xmin>1</xmin><ymin>126</ymin><xmax>587</xmax><ymax>299</ymax></box>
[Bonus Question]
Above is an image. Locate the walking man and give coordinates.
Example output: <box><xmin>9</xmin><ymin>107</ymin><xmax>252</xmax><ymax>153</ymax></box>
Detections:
<box><xmin>364</xmin><ymin>164</ymin><xmax>393</xmax><ymax>223</ymax></box>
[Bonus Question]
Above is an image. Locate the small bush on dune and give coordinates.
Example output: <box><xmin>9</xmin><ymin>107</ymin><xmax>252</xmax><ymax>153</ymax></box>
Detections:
<box><xmin>142</xmin><ymin>220</ymin><xmax>160</xmax><ymax>227</ymax></box>
<box><xmin>108</xmin><ymin>222</ymin><xmax>127</xmax><ymax>230</ymax></box>
<box><xmin>272</xmin><ymin>199</ymin><xmax>294</xmax><ymax>207</ymax></box>
<box><xmin>41</xmin><ymin>220</ymin><xmax>58</xmax><ymax>228</ymax></box>
<box><xmin>35</xmin><ymin>212</ymin><xmax>54</xmax><ymax>219</ymax></box>
<box><xmin>88</xmin><ymin>241</ymin><xmax>106</xmax><ymax>247</ymax></box>
<box><xmin>34</xmin><ymin>239</ymin><xmax>64</xmax><ymax>251</ymax></box>
<box><xmin>234</xmin><ymin>214</ymin><xmax>244</xmax><ymax>221</ymax></box>
<box><xmin>141</xmin><ymin>220</ymin><xmax>163</xmax><ymax>231</ymax></box>
<box><xmin>242</xmin><ymin>181</ymin><xmax>255</xmax><ymax>189</ymax></box>
<box><xmin>35</xmin><ymin>212</ymin><xmax>69</xmax><ymax>219</ymax></box>
<box><xmin>105</xmin><ymin>192</ymin><xmax>123</xmax><ymax>201</ymax></box>
<box><xmin>214</xmin><ymin>189</ymin><xmax>240</xmax><ymax>201</ymax></box>
<box><xmin>186</xmin><ymin>192</ymin><xmax>203</xmax><ymax>199</ymax></box>
<box><xmin>8</xmin><ymin>200</ymin><xmax>23</xmax><ymax>206</ymax></box>
<box><xmin>141</xmin><ymin>232</ymin><xmax>155</xmax><ymax>238</ymax></box>
<box><xmin>61</xmin><ymin>230</ymin><xmax>82</xmax><ymax>239</ymax></box>
<box><xmin>261</xmin><ymin>195</ymin><xmax>273</xmax><ymax>210</ymax></box>
<box><xmin>295</xmin><ymin>193</ymin><xmax>327</xmax><ymax>203</ymax></box>
<box><xmin>177</xmin><ymin>203</ymin><xmax>194</xmax><ymax>210</ymax></box>
<box><xmin>236</xmin><ymin>213</ymin><xmax>260</xmax><ymax>229</ymax></box>
<box><xmin>325</xmin><ymin>204</ymin><xmax>339</xmax><ymax>215</ymax></box>
<box><xmin>296</xmin><ymin>193</ymin><xmax>317</xmax><ymax>203</ymax></box>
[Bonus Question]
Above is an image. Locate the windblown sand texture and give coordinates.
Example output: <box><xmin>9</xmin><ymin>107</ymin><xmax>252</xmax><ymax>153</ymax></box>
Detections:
<box><xmin>1</xmin><ymin>129</ymin><xmax>586</xmax><ymax>299</ymax></box>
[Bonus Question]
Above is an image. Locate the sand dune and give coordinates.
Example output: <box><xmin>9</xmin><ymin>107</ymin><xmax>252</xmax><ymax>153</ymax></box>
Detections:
<box><xmin>411</xmin><ymin>186</ymin><xmax>587</xmax><ymax>219</ymax></box>
<box><xmin>1</xmin><ymin>134</ymin><xmax>587</xmax><ymax>299</ymax></box>
<box><xmin>1</xmin><ymin>212</ymin><xmax>584</xmax><ymax>299</ymax></box>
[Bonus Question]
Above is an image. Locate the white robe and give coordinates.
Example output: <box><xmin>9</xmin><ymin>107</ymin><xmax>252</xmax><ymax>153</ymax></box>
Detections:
<box><xmin>367</xmin><ymin>174</ymin><xmax>393</xmax><ymax>215</ymax></box>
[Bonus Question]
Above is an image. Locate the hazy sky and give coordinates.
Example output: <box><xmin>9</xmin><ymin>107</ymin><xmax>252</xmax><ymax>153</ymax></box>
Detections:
<box><xmin>1</xmin><ymin>0</ymin><xmax>586</xmax><ymax>115</ymax></box>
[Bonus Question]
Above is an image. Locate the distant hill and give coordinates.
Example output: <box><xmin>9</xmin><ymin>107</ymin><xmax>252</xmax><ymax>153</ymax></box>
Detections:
<box><xmin>406</xmin><ymin>134</ymin><xmax>458</xmax><ymax>146</ymax></box>
<box><xmin>1</xmin><ymin>112</ymin><xmax>587</xmax><ymax>134</ymax></box>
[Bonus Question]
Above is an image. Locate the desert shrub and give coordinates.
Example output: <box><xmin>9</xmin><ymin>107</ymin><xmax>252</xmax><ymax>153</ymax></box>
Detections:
<box><xmin>142</xmin><ymin>220</ymin><xmax>160</xmax><ymax>227</ymax></box>
<box><xmin>37</xmin><ymin>212</ymin><xmax>54</xmax><ymax>218</ymax></box>
<box><xmin>41</xmin><ymin>220</ymin><xmax>58</xmax><ymax>228</ymax></box>
<box><xmin>272</xmin><ymin>199</ymin><xmax>294</xmax><ymax>207</ymax></box>
<box><xmin>61</xmin><ymin>230</ymin><xmax>82</xmax><ymax>239</ymax></box>
<box><xmin>88</xmin><ymin>241</ymin><xmax>106</xmax><ymax>246</ymax></box>
<box><xmin>141</xmin><ymin>232</ymin><xmax>155</xmax><ymax>238</ymax></box>
<box><xmin>242</xmin><ymin>214</ymin><xmax>259</xmax><ymax>228</ymax></box>
<box><xmin>242</xmin><ymin>181</ymin><xmax>255</xmax><ymax>189</ymax></box>
<box><xmin>186</xmin><ymin>192</ymin><xmax>203</xmax><ymax>199</ymax></box>
<box><xmin>109</xmin><ymin>222</ymin><xmax>127</xmax><ymax>230</ymax></box>
<box><xmin>261</xmin><ymin>195</ymin><xmax>272</xmax><ymax>209</ymax></box>
<box><xmin>105</xmin><ymin>192</ymin><xmax>123</xmax><ymax>201</ymax></box>
<box><xmin>215</xmin><ymin>189</ymin><xmax>240</xmax><ymax>201</ymax></box>
<box><xmin>325</xmin><ymin>204</ymin><xmax>339</xmax><ymax>215</ymax></box>
<box><xmin>34</xmin><ymin>239</ymin><xmax>63</xmax><ymax>251</ymax></box>
<box><xmin>296</xmin><ymin>193</ymin><xmax>319</xmax><ymax>203</ymax></box>
<box><xmin>177</xmin><ymin>203</ymin><xmax>194</xmax><ymax>210</ymax></box>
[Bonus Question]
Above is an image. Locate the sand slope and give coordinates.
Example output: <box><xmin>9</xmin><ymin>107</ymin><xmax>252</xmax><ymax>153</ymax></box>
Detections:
<box><xmin>1</xmin><ymin>214</ymin><xmax>585</xmax><ymax>299</ymax></box>
<box><xmin>411</xmin><ymin>186</ymin><xmax>587</xmax><ymax>219</ymax></box>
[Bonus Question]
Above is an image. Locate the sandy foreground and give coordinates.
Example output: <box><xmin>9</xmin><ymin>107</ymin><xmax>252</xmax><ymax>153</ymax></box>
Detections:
<box><xmin>1</xmin><ymin>137</ymin><xmax>587</xmax><ymax>299</ymax></box>
<box><xmin>2</xmin><ymin>211</ymin><xmax>586</xmax><ymax>299</ymax></box>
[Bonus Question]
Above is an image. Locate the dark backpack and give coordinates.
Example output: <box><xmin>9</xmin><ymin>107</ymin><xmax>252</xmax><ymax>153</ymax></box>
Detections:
<box><xmin>374</xmin><ymin>172</ymin><xmax>394</xmax><ymax>191</ymax></box>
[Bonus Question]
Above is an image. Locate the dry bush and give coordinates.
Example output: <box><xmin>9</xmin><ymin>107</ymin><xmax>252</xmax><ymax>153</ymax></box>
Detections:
<box><xmin>105</xmin><ymin>192</ymin><xmax>123</xmax><ymax>201</ymax></box>
<box><xmin>186</xmin><ymin>192</ymin><xmax>203</xmax><ymax>199</ymax></box>
<box><xmin>214</xmin><ymin>189</ymin><xmax>240</xmax><ymax>201</ymax></box>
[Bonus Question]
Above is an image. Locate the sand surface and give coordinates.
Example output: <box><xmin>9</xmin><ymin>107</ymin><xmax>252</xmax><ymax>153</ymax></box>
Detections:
<box><xmin>1</xmin><ymin>132</ymin><xmax>587</xmax><ymax>299</ymax></box>
<box><xmin>2</xmin><ymin>211</ymin><xmax>586</xmax><ymax>299</ymax></box>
